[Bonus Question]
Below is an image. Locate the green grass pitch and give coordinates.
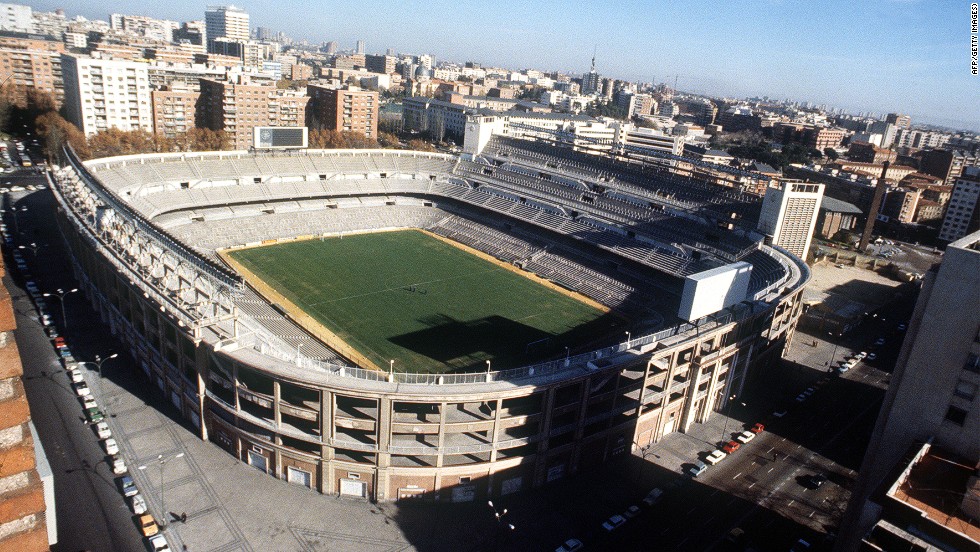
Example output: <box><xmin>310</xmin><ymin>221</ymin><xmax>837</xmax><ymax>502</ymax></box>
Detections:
<box><xmin>228</xmin><ymin>230</ymin><xmax>625</xmax><ymax>374</ymax></box>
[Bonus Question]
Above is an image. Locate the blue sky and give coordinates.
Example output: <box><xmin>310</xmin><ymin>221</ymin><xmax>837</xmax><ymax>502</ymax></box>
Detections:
<box><xmin>30</xmin><ymin>0</ymin><xmax>979</xmax><ymax>131</ymax></box>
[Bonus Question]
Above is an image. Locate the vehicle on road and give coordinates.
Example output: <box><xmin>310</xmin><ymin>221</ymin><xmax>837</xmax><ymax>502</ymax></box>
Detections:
<box><xmin>736</xmin><ymin>431</ymin><xmax>756</xmax><ymax>444</ymax></box>
<box><xmin>706</xmin><ymin>450</ymin><xmax>727</xmax><ymax>464</ymax></box>
<box><xmin>772</xmin><ymin>410</ymin><xmax>787</xmax><ymax>418</ymax></box>
<box><xmin>855</xmin><ymin>351</ymin><xmax>867</xmax><ymax>360</ymax></box>
<box><xmin>874</xmin><ymin>337</ymin><xmax>886</xmax><ymax>346</ymax></box>
<box><xmin>85</xmin><ymin>407</ymin><xmax>104</xmax><ymax>423</ymax></box>
<box><xmin>722</xmin><ymin>441</ymin><xmax>741</xmax><ymax>453</ymax></box>
<box><xmin>554</xmin><ymin>538</ymin><xmax>583</xmax><ymax>552</ymax></box>
<box><xmin>688</xmin><ymin>460</ymin><xmax>708</xmax><ymax>477</ymax></box>
<box><xmin>795</xmin><ymin>393</ymin><xmax>807</xmax><ymax>402</ymax></box>
<box><xmin>74</xmin><ymin>381</ymin><xmax>90</xmax><ymax>396</ymax></box>
<box><xmin>93</xmin><ymin>421</ymin><xmax>111</xmax><ymax>439</ymax></box>
<box><xmin>137</xmin><ymin>513</ymin><xmax>159</xmax><ymax>537</ymax></box>
<box><xmin>867</xmin><ymin>353</ymin><xmax>877</xmax><ymax>361</ymax></box>
<box><xmin>146</xmin><ymin>533</ymin><xmax>171</xmax><ymax>552</ymax></box>
<box><xmin>601</xmin><ymin>514</ymin><xmax>626</xmax><ymax>531</ymax></box>
<box><xmin>750</xmin><ymin>423</ymin><xmax>765</xmax><ymax>434</ymax></box>
<box><xmin>803</xmin><ymin>387</ymin><xmax>815</xmax><ymax>396</ymax></box>
<box><xmin>642</xmin><ymin>488</ymin><xmax>663</xmax><ymax>506</ymax></box>
<box><xmin>119</xmin><ymin>475</ymin><xmax>138</xmax><ymax>497</ymax></box>
<box><xmin>803</xmin><ymin>474</ymin><xmax>828</xmax><ymax>489</ymax></box>
<box><xmin>102</xmin><ymin>438</ymin><xmax>119</xmax><ymax>455</ymax></box>
<box><xmin>111</xmin><ymin>456</ymin><xmax>127</xmax><ymax>475</ymax></box>
<box><xmin>128</xmin><ymin>493</ymin><xmax>147</xmax><ymax>515</ymax></box>
<box><xmin>791</xmin><ymin>538</ymin><xmax>812</xmax><ymax>551</ymax></box>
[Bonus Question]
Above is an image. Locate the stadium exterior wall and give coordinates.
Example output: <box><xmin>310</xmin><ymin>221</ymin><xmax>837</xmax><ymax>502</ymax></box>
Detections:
<box><xmin>50</xmin><ymin>150</ymin><xmax>809</xmax><ymax>502</ymax></box>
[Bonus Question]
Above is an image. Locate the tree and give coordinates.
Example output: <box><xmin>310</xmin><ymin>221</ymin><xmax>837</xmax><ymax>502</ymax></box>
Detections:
<box><xmin>377</xmin><ymin>131</ymin><xmax>400</xmax><ymax>149</ymax></box>
<box><xmin>185</xmin><ymin>128</ymin><xmax>230</xmax><ymax>151</ymax></box>
<box><xmin>406</xmin><ymin>139</ymin><xmax>435</xmax><ymax>152</ymax></box>
<box><xmin>35</xmin><ymin>111</ymin><xmax>89</xmax><ymax>160</ymax></box>
<box><xmin>824</xmin><ymin>147</ymin><xmax>839</xmax><ymax>160</ymax></box>
<box><xmin>585</xmin><ymin>99</ymin><xmax>628</xmax><ymax>120</ymax></box>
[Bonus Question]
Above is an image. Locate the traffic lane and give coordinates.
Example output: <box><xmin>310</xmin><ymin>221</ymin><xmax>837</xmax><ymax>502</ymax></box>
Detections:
<box><xmin>11</xmin><ymin>281</ymin><xmax>145</xmax><ymax>552</ymax></box>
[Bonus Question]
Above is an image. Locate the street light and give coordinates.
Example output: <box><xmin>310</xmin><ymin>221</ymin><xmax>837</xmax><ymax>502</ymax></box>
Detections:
<box><xmin>625</xmin><ymin>331</ymin><xmax>631</xmax><ymax>348</ymax></box>
<box><xmin>42</xmin><ymin>288</ymin><xmax>77</xmax><ymax>328</ymax></box>
<box><xmin>487</xmin><ymin>501</ymin><xmax>515</xmax><ymax>550</ymax></box>
<box><xmin>827</xmin><ymin>331</ymin><xmax>841</xmax><ymax>368</ymax></box>
<box><xmin>138</xmin><ymin>452</ymin><xmax>185</xmax><ymax>528</ymax></box>
<box><xmin>486</xmin><ymin>359</ymin><xmax>491</xmax><ymax>373</ymax></box>
<box><xmin>720</xmin><ymin>393</ymin><xmax>737</xmax><ymax>443</ymax></box>
<box><xmin>18</xmin><ymin>241</ymin><xmax>41</xmax><ymax>259</ymax></box>
<box><xmin>4</xmin><ymin>206</ymin><xmax>27</xmax><ymax>235</ymax></box>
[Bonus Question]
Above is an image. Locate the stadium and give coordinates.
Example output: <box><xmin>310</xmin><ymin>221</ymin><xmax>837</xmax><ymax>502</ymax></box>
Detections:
<box><xmin>48</xmin><ymin>132</ymin><xmax>809</xmax><ymax>502</ymax></box>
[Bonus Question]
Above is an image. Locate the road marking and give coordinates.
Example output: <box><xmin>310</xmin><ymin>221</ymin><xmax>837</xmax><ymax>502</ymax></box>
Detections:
<box><xmin>781</xmin><ymin>437</ymin><xmax>786</xmax><ymax>442</ymax></box>
<box><xmin>710</xmin><ymin>489</ymin><xmax>719</xmax><ymax>497</ymax></box>
<box><xmin>733</xmin><ymin>472</ymin><xmax>742</xmax><ymax>480</ymax></box>
<box><xmin>768</xmin><ymin>468</ymin><xmax>774</xmax><ymax>473</ymax></box>
<box><xmin>788</xmin><ymin>500</ymin><xmax>795</xmax><ymax>506</ymax></box>
<box><xmin>678</xmin><ymin>538</ymin><xmax>688</xmax><ymax>547</ymax></box>
<box><xmin>748</xmin><ymin>482</ymin><xmax>755</xmax><ymax>488</ymax></box>
<box><xmin>808</xmin><ymin>511</ymin><xmax>815</xmax><ymax>518</ymax></box>
<box><xmin>796</xmin><ymin>444</ymin><xmax>802</xmax><ymax>450</ymax></box>
<box><xmin>660</xmin><ymin>528</ymin><xmax>669</xmax><ymax>536</ymax></box>
<box><xmin>766</xmin><ymin>446</ymin><xmax>774</xmax><ymax>454</ymax></box>
<box><xmin>687</xmin><ymin>506</ymin><xmax>696</xmax><ymax>515</ymax></box>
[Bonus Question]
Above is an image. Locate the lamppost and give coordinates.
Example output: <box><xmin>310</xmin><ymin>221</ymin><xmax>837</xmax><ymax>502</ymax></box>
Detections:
<box><xmin>18</xmin><ymin>241</ymin><xmax>41</xmax><ymax>259</ymax></box>
<box><xmin>486</xmin><ymin>359</ymin><xmax>491</xmax><ymax>373</ymax></box>
<box><xmin>827</xmin><ymin>331</ymin><xmax>841</xmax><ymax>368</ymax></box>
<box><xmin>720</xmin><ymin>394</ymin><xmax>737</xmax><ymax>443</ymax></box>
<box><xmin>42</xmin><ymin>288</ymin><xmax>77</xmax><ymax>328</ymax></box>
<box><xmin>564</xmin><ymin>346</ymin><xmax>570</xmax><ymax>365</ymax></box>
<box><xmin>487</xmin><ymin>501</ymin><xmax>515</xmax><ymax>551</ymax></box>
<box><xmin>138</xmin><ymin>452</ymin><xmax>185</xmax><ymax>528</ymax></box>
<box><xmin>5</xmin><ymin>206</ymin><xmax>27</xmax><ymax>235</ymax></box>
<box><xmin>625</xmin><ymin>331</ymin><xmax>632</xmax><ymax>348</ymax></box>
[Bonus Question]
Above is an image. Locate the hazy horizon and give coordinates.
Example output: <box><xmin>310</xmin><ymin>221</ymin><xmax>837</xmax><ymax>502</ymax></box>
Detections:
<box><xmin>25</xmin><ymin>0</ymin><xmax>980</xmax><ymax>133</ymax></box>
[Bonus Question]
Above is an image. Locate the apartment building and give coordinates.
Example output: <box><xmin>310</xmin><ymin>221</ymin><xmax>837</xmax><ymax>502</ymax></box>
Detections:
<box><xmin>938</xmin><ymin>167</ymin><xmax>980</xmax><ymax>242</ymax></box>
<box><xmin>306</xmin><ymin>84</ymin><xmax>378</xmax><ymax>139</ymax></box>
<box><xmin>199</xmin><ymin>76</ymin><xmax>309</xmax><ymax>149</ymax></box>
<box><xmin>0</xmin><ymin>31</ymin><xmax>64</xmax><ymax>107</ymax></box>
<box><xmin>151</xmin><ymin>84</ymin><xmax>199</xmax><ymax>138</ymax></box>
<box><xmin>0</xmin><ymin>3</ymin><xmax>33</xmax><ymax>34</ymax></box>
<box><xmin>205</xmin><ymin>5</ymin><xmax>249</xmax><ymax>50</ymax></box>
<box><xmin>757</xmin><ymin>181</ymin><xmax>825</xmax><ymax>259</ymax></box>
<box><xmin>61</xmin><ymin>54</ymin><xmax>153</xmax><ymax>136</ymax></box>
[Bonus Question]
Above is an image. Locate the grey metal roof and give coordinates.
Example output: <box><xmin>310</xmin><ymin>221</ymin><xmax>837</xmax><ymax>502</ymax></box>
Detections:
<box><xmin>819</xmin><ymin>196</ymin><xmax>863</xmax><ymax>214</ymax></box>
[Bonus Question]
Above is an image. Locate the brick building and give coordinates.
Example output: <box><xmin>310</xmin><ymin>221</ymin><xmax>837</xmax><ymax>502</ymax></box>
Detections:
<box><xmin>199</xmin><ymin>76</ymin><xmax>309</xmax><ymax>150</ymax></box>
<box><xmin>0</xmin><ymin>258</ymin><xmax>52</xmax><ymax>551</ymax></box>
<box><xmin>0</xmin><ymin>31</ymin><xmax>64</xmax><ymax>107</ymax></box>
<box><xmin>151</xmin><ymin>84</ymin><xmax>199</xmax><ymax>138</ymax></box>
<box><xmin>306</xmin><ymin>85</ymin><xmax>378</xmax><ymax>139</ymax></box>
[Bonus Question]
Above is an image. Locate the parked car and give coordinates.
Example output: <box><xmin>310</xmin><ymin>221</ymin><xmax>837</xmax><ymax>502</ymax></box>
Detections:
<box><xmin>59</xmin><ymin>347</ymin><xmax>74</xmax><ymax>359</ymax></box>
<box><xmin>772</xmin><ymin>410</ymin><xmax>787</xmax><ymax>418</ymax></box>
<box><xmin>128</xmin><ymin>493</ymin><xmax>147</xmax><ymax>515</ymax></box>
<box><xmin>53</xmin><ymin>336</ymin><xmax>66</xmax><ymax>349</ymax></box>
<box><xmin>706</xmin><ymin>450</ymin><xmax>727</xmax><ymax>465</ymax></box>
<box><xmin>118</xmin><ymin>475</ymin><xmax>138</xmax><ymax>497</ymax></box>
<box><xmin>554</xmin><ymin>538</ymin><xmax>583</xmax><ymax>552</ymax></box>
<box><xmin>137</xmin><ymin>513</ymin><xmax>159</xmax><ymax>537</ymax></box>
<box><xmin>688</xmin><ymin>460</ymin><xmax>708</xmax><ymax>477</ymax></box>
<box><xmin>791</xmin><ymin>538</ymin><xmax>812</xmax><ymax>551</ymax></box>
<box><xmin>867</xmin><ymin>353</ymin><xmax>877</xmax><ymax>361</ymax></box>
<box><xmin>874</xmin><ymin>337</ymin><xmax>886</xmax><ymax>346</ymax></box>
<box><xmin>854</xmin><ymin>351</ymin><xmax>868</xmax><ymax>360</ymax></box>
<box><xmin>794</xmin><ymin>393</ymin><xmax>807</xmax><ymax>403</ymax></box>
<box><xmin>622</xmin><ymin>505</ymin><xmax>641</xmax><ymax>519</ymax></box>
<box><xmin>74</xmin><ymin>381</ymin><xmax>90</xmax><ymax>396</ymax></box>
<box><xmin>93</xmin><ymin>421</ymin><xmax>111</xmax><ymax>439</ymax></box>
<box><xmin>722</xmin><ymin>441</ymin><xmax>741</xmax><ymax>454</ymax></box>
<box><xmin>40</xmin><ymin>314</ymin><xmax>53</xmax><ymax>326</ymax></box>
<box><xmin>70</xmin><ymin>370</ymin><xmax>84</xmax><ymax>383</ymax></box>
<box><xmin>82</xmin><ymin>396</ymin><xmax>98</xmax><ymax>410</ymax></box>
<box><xmin>601</xmin><ymin>514</ymin><xmax>626</xmax><ymax>531</ymax></box>
<box><xmin>85</xmin><ymin>407</ymin><xmax>103</xmax><ymax>423</ymax></box>
<box><xmin>642</xmin><ymin>488</ymin><xmax>664</xmax><ymax>506</ymax></box>
<box><xmin>750</xmin><ymin>423</ymin><xmax>765</xmax><ymax>434</ymax></box>
<box><xmin>102</xmin><ymin>438</ymin><xmax>119</xmax><ymax>455</ymax></box>
<box><xmin>736</xmin><ymin>431</ymin><xmax>756</xmax><ymax>444</ymax></box>
<box><xmin>111</xmin><ymin>456</ymin><xmax>127</xmax><ymax>475</ymax></box>
<box><xmin>146</xmin><ymin>533</ymin><xmax>171</xmax><ymax>552</ymax></box>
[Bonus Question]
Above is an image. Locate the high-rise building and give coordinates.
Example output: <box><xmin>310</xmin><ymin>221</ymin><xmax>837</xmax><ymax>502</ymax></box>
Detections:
<box><xmin>306</xmin><ymin>84</ymin><xmax>378</xmax><ymax>139</ymax></box>
<box><xmin>355</xmin><ymin>39</ymin><xmax>365</xmax><ymax>54</ymax></box>
<box><xmin>757</xmin><ymin>181</ymin><xmax>825</xmax><ymax>259</ymax></box>
<box><xmin>255</xmin><ymin>26</ymin><xmax>273</xmax><ymax>41</ymax></box>
<box><xmin>61</xmin><ymin>54</ymin><xmax>153</xmax><ymax>136</ymax></box>
<box><xmin>199</xmin><ymin>76</ymin><xmax>309</xmax><ymax>149</ymax></box>
<box><xmin>838</xmin><ymin>229</ymin><xmax>980</xmax><ymax>551</ymax></box>
<box><xmin>581</xmin><ymin>53</ymin><xmax>600</xmax><ymax>95</ymax></box>
<box><xmin>323</xmin><ymin>40</ymin><xmax>337</xmax><ymax>54</ymax></box>
<box><xmin>938</xmin><ymin>166</ymin><xmax>980</xmax><ymax>242</ymax></box>
<box><xmin>885</xmin><ymin>112</ymin><xmax>911</xmax><ymax>129</ymax></box>
<box><xmin>364</xmin><ymin>54</ymin><xmax>396</xmax><ymax>75</ymax></box>
<box><xmin>205</xmin><ymin>5</ymin><xmax>249</xmax><ymax>53</ymax></box>
<box><xmin>0</xmin><ymin>3</ymin><xmax>33</xmax><ymax>34</ymax></box>
<box><xmin>0</xmin><ymin>33</ymin><xmax>64</xmax><ymax>107</ymax></box>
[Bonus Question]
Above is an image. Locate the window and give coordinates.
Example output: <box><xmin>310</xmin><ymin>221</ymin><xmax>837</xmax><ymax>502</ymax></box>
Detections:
<box><xmin>945</xmin><ymin>406</ymin><xmax>968</xmax><ymax>426</ymax></box>
<box><xmin>954</xmin><ymin>380</ymin><xmax>977</xmax><ymax>401</ymax></box>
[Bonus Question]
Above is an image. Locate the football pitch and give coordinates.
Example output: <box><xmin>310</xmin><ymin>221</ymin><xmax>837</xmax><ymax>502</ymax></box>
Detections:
<box><xmin>227</xmin><ymin>230</ymin><xmax>625</xmax><ymax>374</ymax></box>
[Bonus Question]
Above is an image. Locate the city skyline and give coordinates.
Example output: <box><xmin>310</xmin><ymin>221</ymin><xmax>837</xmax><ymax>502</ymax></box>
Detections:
<box><xmin>25</xmin><ymin>0</ymin><xmax>978</xmax><ymax>132</ymax></box>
